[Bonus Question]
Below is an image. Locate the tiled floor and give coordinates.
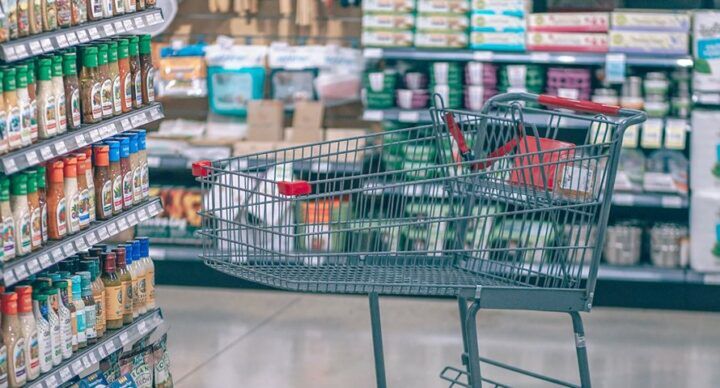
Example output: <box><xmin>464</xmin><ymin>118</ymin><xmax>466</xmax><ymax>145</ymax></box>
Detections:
<box><xmin>157</xmin><ymin>286</ymin><xmax>720</xmax><ymax>387</ymax></box>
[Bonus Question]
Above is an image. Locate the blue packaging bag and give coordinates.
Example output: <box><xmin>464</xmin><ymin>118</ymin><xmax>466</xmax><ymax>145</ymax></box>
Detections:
<box><xmin>207</xmin><ymin>66</ymin><xmax>266</xmax><ymax>116</ymax></box>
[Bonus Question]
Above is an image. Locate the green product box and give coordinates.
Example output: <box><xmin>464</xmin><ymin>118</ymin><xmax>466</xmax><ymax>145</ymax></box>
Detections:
<box><xmin>296</xmin><ymin>199</ymin><xmax>354</xmax><ymax>252</ymax></box>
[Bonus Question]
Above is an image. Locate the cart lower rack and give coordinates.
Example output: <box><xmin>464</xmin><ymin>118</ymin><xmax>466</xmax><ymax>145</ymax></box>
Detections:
<box><xmin>193</xmin><ymin>93</ymin><xmax>646</xmax><ymax>387</ymax></box>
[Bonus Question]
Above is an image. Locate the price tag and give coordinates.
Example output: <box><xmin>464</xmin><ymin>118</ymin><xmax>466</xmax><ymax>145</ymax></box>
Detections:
<box><xmin>103</xmin><ymin>23</ymin><xmax>115</xmax><ymax>36</ymax></box>
<box><xmin>664</xmin><ymin>119</ymin><xmax>687</xmax><ymax>150</ymax></box>
<box><xmin>54</xmin><ymin>141</ymin><xmax>68</xmax><ymax>155</ymax></box>
<box><xmin>134</xmin><ymin>16</ymin><xmax>146</xmax><ymax>28</ymax></box>
<box><xmin>118</xmin><ymin>218</ymin><xmax>129</xmax><ymax>230</ymax></box>
<box><xmin>4</xmin><ymin>271</ymin><xmax>16</xmax><ymax>285</ymax></box>
<box><xmin>661</xmin><ymin>195</ymin><xmax>683</xmax><ymax>208</ymax></box>
<box><xmin>88</xmin><ymin>27</ymin><xmax>100</xmax><ymax>39</ymax></box>
<box><xmin>4</xmin><ymin>46</ymin><xmax>17</xmax><ymax>61</ymax></box>
<box><xmin>25</xmin><ymin>151</ymin><xmax>39</xmax><ymax>165</ymax></box>
<box><xmin>121</xmin><ymin>119</ymin><xmax>131</xmax><ymax>130</ymax></box>
<box><xmin>40</xmin><ymin>146</ymin><xmax>53</xmax><ymax>160</ymax></box>
<box><xmin>75</xmin><ymin>238</ymin><xmax>88</xmax><ymax>252</ymax></box>
<box><xmin>151</xmin><ymin>108</ymin><xmax>162</xmax><ymax>120</ymax></box>
<box><xmin>38</xmin><ymin>253</ymin><xmax>51</xmax><ymax>268</ymax></box>
<box><xmin>138</xmin><ymin>320</ymin><xmax>148</xmax><ymax>334</ymax></box>
<box><xmin>29</xmin><ymin>40</ymin><xmax>42</xmax><ymax>55</ymax></box>
<box><xmin>85</xmin><ymin>232</ymin><xmax>98</xmax><ymax>246</ymax></box>
<box><xmin>14</xmin><ymin>265</ymin><xmax>28</xmax><ymax>279</ymax></box>
<box><xmin>46</xmin><ymin>375</ymin><xmax>58</xmax><ymax>387</ymax></box>
<box><xmin>640</xmin><ymin>118</ymin><xmax>663</xmax><ymax>149</ymax></box>
<box><xmin>77</xmin><ymin>30</ymin><xmax>89</xmax><ymax>42</ymax></box>
<box><xmin>81</xmin><ymin>356</ymin><xmax>91</xmax><ymax>368</ymax></box>
<box><xmin>55</xmin><ymin>34</ymin><xmax>68</xmax><ymax>48</ymax></box>
<box><xmin>27</xmin><ymin>258</ymin><xmax>40</xmax><ymax>274</ymax></box>
<box><xmin>362</xmin><ymin>110</ymin><xmax>383</xmax><ymax>121</ymax></box>
<box><xmin>3</xmin><ymin>158</ymin><xmax>17</xmax><ymax>173</ymax></box>
<box><xmin>97</xmin><ymin>346</ymin><xmax>107</xmax><ymax>358</ymax></box>
<box><xmin>41</xmin><ymin>38</ymin><xmax>53</xmax><ymax>51</ymax></box>
<box><xmin>398</xmin><ymin>111</ymin><xmax>420</xmax><ymax>123</ymax></box>
<box><xmin>63</xmin><ymin>242</ymin><xmax>75</xmax><ymax>256</ymax></box>
<box><xmin>130</xmin><ymin>113</ymin><xmax>144</xmax><ymax>127</ymax></box>
<box><xmin>88</xmin><ymin>352</ymin><xmax>98</xmax><ymax>364</ymax></box>
<box><xmin>146</xmin><ymin>14</ymin><xmax>157</xmax><ymax>25</ymax></box>
<box><xmin>89</xmin><ymin>129</ymin><xmax>101</xmax><ymax>142</ymax></box>
<box><xmin>107</xmin><ymin>223</ymin><xmax>118</xmax><ymax>236</ymax></box>
<box><xmin>529</xmin><ymin>52</ymin><xmax>551</xmax><ymax>63</ymax></box>
<box><xmin>75</xmin><ymin>134</ymin><xmax>88</xmax><ymax>147</ymax></box>
<box><xmin>138</xmin><ymin>207</ymin><xmax>149</xmax><ymax>221</ymax></box>
<box><xmin>472</xmin><ymin>51</ymin><xmax>493</xmax><ymax>61</ymax></box>
<box><xmin>105</xmin><ymin>340</ymin><xmax>117</xmax><ymax>354</ymax></box>
<box><xmin>126</xmin><ymin>213</ymin><xmax>138</xmax><ymax>224</ymax></box>
<box><xmin>114</xmin><ymin>21</ymin><xmax>125</xmax><ymax>33</ymax></box>
<box><xmin>15</xmin><ymin>45</ymin><xmax>28</xmax><ymax>58</ymax></box>
<box><xmin>97</xmin><ymin>226</ymin><xmax>109</xmax><ymax>239</ymax></box>
<box><xmin>71</xmin><ymin>360</ymin><xmax>84</xmax><ymax>374</ymax></box>
<box><xmin>51</xmin><ymin>248</ymin><xmax>64</xmax><ymax>262</ymax></box>
<box><xmin>119</xmin><ymin>332</ymin><xmax>129</xmax><ymax>344</ymax></box>
<box><xmin>67</xmin><ymin>32</ymin><xmax>79</xmax><ymax>45</ymax></box>
<box><xmin>123</xmin><ymin>19</ymin><xmax>134</xmax><ymax>30</ymax></box>
<box><xmin>363</xmin><ymin>48</ymin><xmax>383</xmax><ymax>59</ymax></box>
<box><xmin>605</xmin><ymin>53</ymin><xmax>626</xmax><ymax>84</ymax></box>
<box><xmin>59</xmin><ymin>367</ymin><xmax>72</xmax><ymax>381</ymax></box>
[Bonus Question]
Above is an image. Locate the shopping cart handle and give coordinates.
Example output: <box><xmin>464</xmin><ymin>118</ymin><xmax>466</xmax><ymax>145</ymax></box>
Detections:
<box><xmin>192</xmin><ymin>160</ymin><xmax>212</xmax><ymax>177</ymax></box>
<box><xmin>538</xmin><ymin>94</ymin><xmax>621</xmax><ymax>115</ymax></box>
<box><xmin>277</xmin><ymin>181</ymin><xmax>312</xmax><ymax>196</ymax></box>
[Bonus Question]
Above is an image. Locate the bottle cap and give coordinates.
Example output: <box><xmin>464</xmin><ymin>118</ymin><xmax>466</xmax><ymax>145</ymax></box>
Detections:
<box><xmin>118</xmin><ymin>137</ymin><xmax>130</xmax><ymax>158</ymax></box>
<box><xmin>82</xmin><ymin>47</ymin><xmax>99</xmax><ymax>68</ymax></box>
<box><xmin>139</xmin><ymin>35</ymin><xmax>152</xmax><ymax>55</ymax></box>
<box><xmin>93</xmin><ymin>144</ymin><xmax>110</xmax><ymax>166</ymax></box>
<box><xmin>63</xmin><ymin>52</ymin><xmax>78</xmax><ymax>76</ymax></box>
<box><xmin>122</xmin><ymin>243</ymin><xmax>133</xmax><ymax>264</ymax></box>
<box><xmin>10</xmin><ymin>173</ymin><xmax>28</xmax><ymax>196</ymax></box>
<box><xmin>75</xmin><ymin>153</ymin><xmax>87</xmax><ymax>175</ymax></box>
<box><xmin>48</xmin><ymin>160</ymin><xmax>65</xmax><ymax>183</ymax></box>
<box><xmin>1</xmin><ymin>292</ymin><xmax>18</xmax><ymax>315</ymax></box>
<box><xmin>114</xmin><ymin>247</ymin><xmax>127</xmax><ymax>268</ymax></box>
<box><xmin>138</xmin><ymin>237</ymin><xmax>150</xmax><ymax>257</ymax></box>
<box><xmin>98</xmin><ymin>44</ymin><xmax>109</xmax><ymax>66</ymax></box>
<box><xmin>108</xmin><ymin>41</ymin><xmax>118</xmax><ymax>62</ymax></box>
<box><xmin>106</xmin><ymin>140</ymin><xmax>120</xmax><ymax>162</ymax></box>
<box><xmin>24</xmin><ymin>170</ymin><xmax>37</xmax><ymax>193</ymax></box>
<box><xmin>131</xmin><ymin>240</ymin><xmax>141</xmax><ymax>261</ymax></box>
<box><xmin>36</xmin><ymin>166</ymin><xmax>46</xmax><ymax>189</ymax></box>
<box><xmin>129</xmin><ymin>36</ymin><xmax>139</xmax><ymax>56</ymax></box>
<box><xmin>71</xmin><ymin>275</ymin><xmax>82</xmax><ymax>296</ymax></box>
<box><xmin>103</xmin><ymin>252</ymin><xmax>116</xmax><ymax>272</ymax></box>
<box><xmin>3</xmin><ymin>67</ymin><xmax>16</xmax><ymax>91</ymax></box>
<box><xmin>63</xmin><ymin>157</ymin><xmax>77</xmax><ymax>178</ymax></box>
<box><xmin>16</xmin><ymin>286</ymin><xmax>33</xmax><ymax>313</ymax></box>
<box><xmin>118</xmin><ymin>39</ymin><xmax>129</xmax><ymax>59</ymax></box>
<box><xmin>84</xmin><ymin>147</ymin><xmax>93</xmax><ymax>163</ymax></box>
<box><xmin>38</xmin><ymin>58</ymin><xmax>52</xmax><ymax>80</ymax></box>
<box><xmin>52</xmin><ymin>55</ymin><xmax>63</xmax><ymax>77</ymax></box>
<box><xmin>15</xmin><ymin>64</ymin><xmax>28</xmax><ymax>88</ymax></box>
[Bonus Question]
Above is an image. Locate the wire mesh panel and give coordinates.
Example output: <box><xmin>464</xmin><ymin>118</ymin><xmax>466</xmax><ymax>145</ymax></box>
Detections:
<box><xmin>194</xmin><ymin>93</ymin><xmax>645</xmax><ymax>303</ymax></box>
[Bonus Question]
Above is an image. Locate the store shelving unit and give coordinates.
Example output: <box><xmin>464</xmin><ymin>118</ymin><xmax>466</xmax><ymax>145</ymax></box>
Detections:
<box><xmin>363</xmin><ymin>48</ymin><xmax>694</xmax><ymax>68</ymax></box>
<box><xmin>0</xmin><ymin>103</ymin><xmax>164</xmax><ymax>174</ymax></box>
<box><xmin>0</xmin><ymin>8</ymin><xmax>164</xmax><ymax>62</ymax></box>
<box><xmin>3</xmin><ymin>198</ymin><xmax>164</xmax><ymax>286</ymax></box>
<box><xmin>28</xmin><ymin>309</ymin><xmax>164</xmax><ymax>388</ymax></box>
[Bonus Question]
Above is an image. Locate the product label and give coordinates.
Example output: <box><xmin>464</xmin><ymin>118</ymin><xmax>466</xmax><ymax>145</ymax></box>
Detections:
<box><xmin>78</xmin><ymin>188</ymin><xmax>90</xmax><ymax>227</ymax></box>
<box><xmin>56</xmin><ymin>197</ymin><xmax>67</xmax><ymax>236</ymax></box>
<box><xmin>113</xmin><ymin>176</ymin><xmax>123</xmax><ymax>212</ymax></box>
<box><xmin>76</xmin><ymin>308</ymin><xmax>86</xmax><ymax>344</ymax></box>
<box><xmin>91</xmin><ymin>83</ymin><xmax>102</xmax><ymax>120</ymax></box>
<box><xmin>133</xmin><ymin>167</ymin><xmax>142</xmax><ymax>202</ymax></box>
<box><xmin>41</xmin><ymin>203</ymin><xmax>48</xmax><ymax>242</ymax></box>
<box><xmin>138</xmin><ymin>277</ymin><xmax>146</xmax><ymax>304</ymax></box>
<box><xmin>123</xmin><ymin>280</ymin><xmax>132</xmax><ymax>314</ymax></box>
<box><xmin>68</xmin><ymin>193</ymin><xmax>80</xmax><ymax>232</ymax></box>
<box><xmin>61</xmin><ymin>311</ymin><xmax>73</xmax><ymax>356</ymax></box>
<box><xmin>0</xmin><ymin>345</ymin><xmax>7</xmax><ymax>386</ymax></box>
<box><xmin>50</xmin><ymin>317</ymin><xmax>61</xmax><ymax>364</ymax></box>
<box><xmin>123</xmin><ymin>171</ymin><xmax>133</xmax><ymax>206</ymax></box>
<box><xmin>21</xmin><ymin>102</ymin><xmax>32</xmax><ymax>142</ymax></box>
<box><xmin>101</xmin><ymin>79</ymin><xmax>113</xmax><ymax>116</ymax></box>
<box><xmin>70</xmin><ymin>310</ymin><xmax>77</xmax><ymax>347</ymax></box>
<box><xmin>70</xmin><ymin>89</ymin><xmax>81</xmax><ymax>127</ymax></box>
<box><xmin>3</xmin><ymin>217</ymin><xmax>15</xmax><ymax>258</ymax></box>
<box><xmin>146</xmin><ymin>70</ymin><xmax>155</xmax><ymax>102</ymax></box>
<box><xmin>123</xmin><ymin>73</ymin><xmax>132</xmax><ymax>110</ymax></box>
<box><xmin>0</xmin><ymin>112</ymin><xmax>7</xmax><ymax>145</ymax></box>
<box><xmin>30</xmin><ymin>207</ymin><xmax>41</xmax><ymax>247</ymax></box>
<box><xmin>93</xmin><ymin>293</ymin><xmax>105</xmax><ymax>334</ymax></box>
<box><xmin>28</xmin><ymin>330</ymin><xmax>39</xmax><ymax>371</ymax></box>
<box><xmin>105</xmin><ymin>285</ymin><xmax>123</xmax><ymax>321</ymax></box>
<box><xmin>114</xmin><ymin>0</ymin><xmax>124</xmax><ymax>13</ymax></box>
<box><xmin>85</xmin><ymin>305</ymin><xmax>97</xmax><ymax>340</ymax></box>
<box><xmin>18</xmin><ymin>211</ymin><xmax>32</xmax><ymax>253</ymax></box>
<box><xmin>39</xmin><ymin>324</ymin><xmax>51</xmax><ymax>371</ymax></box>
<box><xmin>90</xmin><ymin>0</ymin><xmax>102</xmax><ymax>18</ymax></box>
<box><xmin>141</xmin><ymin>163</ymin><xmax>149</xmax><ymax>197</ymax></box>
<box><xmin>112</xmin><ymin>75</ymin><xmax>121</xmax><ymax>113</ymax></box>
<box><xmin>8</xmin><ymin>106</ymin><xmax>22</xmax><ymax>147</ymax></box>
<box><xmin>42</xmin><ymin>95</ymin><xmax>57</xmax><ymax>136</ymax></box>
<box><xmin>134</xmin><ymin>72</ymin><xmax>142</xmax><ymax>106</ymax></box>
<box><xmin>101</xmin><ymin>180</ymin><xmax>113</xmax><ymax>217</ymax></box>
<box><xmin>56</xmin><ymin>94</ymin><xmax>67</xmax><ymax>130</ymax></box>
<box><xmin>12</xmin><ymin>339</ymin><xmax>26</xmax><ymax>381</ymax></box>
<box><xmin>30</xmin><ymin>100</ymin><xmax>38</xmax><ymax>140</ymax></box>
<box><xmin>103</xmin><ymin>0</ymin><xmax>112</xmax><ymax>16</ymax></box>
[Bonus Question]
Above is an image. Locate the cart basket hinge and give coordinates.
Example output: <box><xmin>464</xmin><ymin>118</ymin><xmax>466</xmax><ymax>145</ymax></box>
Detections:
<box><xmin>574</xmin><ymin>333</ymin><xmax>586</xmax><ymax>348</ymax></box>
<box><xmin>278</xmin><ymin>181</ymin><xmax>312</xmax><ymax>196</ymax></box>
<box><xmin>474</xmin><ymin>285</ymin><xmax>482</xmax><ymax>300</ymax></box>
<box><xmin>192</xmin><ymin>160</ymin><xmax>212</xmax><ymax>177</ymax></box>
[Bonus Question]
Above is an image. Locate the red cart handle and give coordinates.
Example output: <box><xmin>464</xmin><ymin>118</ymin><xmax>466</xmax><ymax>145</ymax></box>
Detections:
<box><xmin>538</xmin><ymin>94</ymin><xmax>621</xmax><ymax>116</ymax></box>
<box><xmin>445</xmin><ymin>112</ymin><xmax>471</xmax><ymax>155</ymax></box>
<box><xmin>277</xmin><ymin>181</ymin><xmax>312</xmax><ymax>196</ymax></box>
<box><xmin>192</xmin><ymin>160</ymin><xmax>212</xmax><ymax>177</ymax></box>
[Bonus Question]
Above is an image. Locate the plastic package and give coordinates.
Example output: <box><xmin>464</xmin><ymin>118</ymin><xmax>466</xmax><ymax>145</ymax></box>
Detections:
<box><xmin>157</xmin><ymin>43</ymin><xmax>207</xmax><ymax>98</ymax></box>
<box><xmin>204</xmin><ymin>41</ymin><xmax>266</xmax><ymax>116</ymax></box>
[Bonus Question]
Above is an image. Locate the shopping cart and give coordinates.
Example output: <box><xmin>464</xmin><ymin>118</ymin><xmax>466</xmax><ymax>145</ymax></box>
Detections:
<box><xmin>191</xmin><ymin>92</ymin><xmax>646</xmax><ymax>388</ymax></box>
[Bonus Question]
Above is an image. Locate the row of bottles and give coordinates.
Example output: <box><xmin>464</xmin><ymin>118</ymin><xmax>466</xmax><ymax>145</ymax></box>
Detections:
<box><xmin>0</xmin><ymin>238</ymin><xmax>156</xmax><ymax>387</ymax></box>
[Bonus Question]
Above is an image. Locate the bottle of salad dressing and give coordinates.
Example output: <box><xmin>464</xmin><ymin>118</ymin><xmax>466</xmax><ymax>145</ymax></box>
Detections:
<box><xmin>2</xmin><ymin>292</ymin><xmax>27</xmax><ymax>387</ymax></box>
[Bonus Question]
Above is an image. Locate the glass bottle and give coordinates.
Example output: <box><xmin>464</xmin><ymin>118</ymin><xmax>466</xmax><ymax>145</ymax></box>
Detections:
<box><xmin>78</xmin><ymin>272</ymin><xmax>96</xmax><ymax>344</ymax></box>
<box><xmin>0</xmin><ymin>177</ymin><xmax>16</xmax><ymax>262</ymax></box>
<box><xmin>83</xmin><ymin>147</ymin><xmax>96</xmax><ymax>222</ymax></box>
<box><xmin>23</xmin><ymin>170</ymin><xmax>41</xmax><ymax>251</ymax></box>
<box><xmin>51</xmin><ymin>55</ymin><xmax>67</xmax><ymax>135</ymax></box>
<box><xmin>10</xmin><ymin>174</ymin><xmax>32</xmax><ymax>256</ymax></box>
<box><xmin>117</xmin><ymin>39</ymin><xmax>132</xmax><ymax>113</ymax></box>
<box><xmin>139</xmin><ymin>237</ymin><xmax>154</xmax><ymax>309</ymax></box>
<box><xmin>80</xmin><ymin>47</ymin><xmax>102</xmax><ymax>124</ymax></box>
<box><xmin>15</xmin><ymin>286</ymin><xmax>39</xmax><ymax>381</ymax></box>
<box><xmin>101</xmin><ymin>252</ymin><xmax>123</xmax><ymax>330</ymax></box>
<box><xmin>46</xmin><ymin>160</ymin><xmax>67</xmax><ymax>240</ymax></box>
<box><xmin>2</xmin><ymin>292</ymin><xmax>27</xmax><ymax>387</ymax></box>
<box><xmin>89</xmin><ymin>258</ymin><xmax>105</xmax><ymax>337</ymax></box>
<box><xmin>37</xmin><ymin>166</ymin><xmax>47</xmax><ymax>245</ymax></box>
<box><xmin>4</xmin><ymin>67</ymin><xmax>22</xmax><ymax>151</ymax></box>
<box><xmin>130</xmin><ymin>240</ymin><xmax>145</xmax><ymax>315</ymax></box>
<box><xmin>74</xmin><ymin>153</ymin><xmax>90</xmax><ymax>230</ymax></box>
<box><xmin>139</xmin><ymin>35</ymin><xmax>155</xmax><ymax>104</ymax></box>
<box><xmin>15</xmin><ymin>65</ymin><xmax>33</xmax><ymax>147</ymax></box>
<box><xmin>63</xmin><ymin>52</ymin><xmax>82</xmax><ymax>130</ymax></box>
<box><xmin>107</xmin><ymin>140</ymin><xmax>122</xmax><ymax>215</ymax></box>
<box><xmin>56</xmin><ymin>278</ymin><xmax>77</xmax><ymax>353</ymax></box>
<box><xmin>98</xmin><ymin>44</ymin><xmax>113</xmax><ymax>120</ymax></box>
<box><xmin>114</xmin><ymin>247</ymin><xmax>133</xmax><ymax>324</ymax></box>
<box><xmin>36</xmin><ymin>58</ymin><xmax>57</xmax><ymax>139</ymax></box>
<box><xmin>63</xmin><ymin>156</ymin><xmax>80</xmax><ymax>235</ymax></box>
<box><xmin>0</xmin><ymin>71</ymin><xmax>8</xmax><ymax>154</ymax></box>
<box><xmin>108</xmin><ymin>41</ymin><xmax>122</xmax><ymax>116</ymax></box>
<box><xmin>118</xmin><ymin>137</ymin><xmax>133</xmax><ymax>209</ymax></box>
<box><xmin>129</xmin><ymin>36</ymin><xmax>142</xmax><ymax>109</ymax></box>
<box><xmin>49</xmin><ymin>285</ymin><xmax>71</xmax><ymax>359</ymax></box>
<box><xmin>93</xmin><ymin>144</ymin><xmax>113</xmax><ymax>220</ymax></box>
<box><xmin>70</xmin><ymin>275</ymin><xmax>86</xmax><ymax>349</ymax></box>
<box><xmin>31</xmin><ymin>292</ymin><xmax>52</xmax><ymax>373</ymax></box>
<box><xmin>25</xmin><ymin>60</ymin><xmax>38</xmax><ymax>144</ymax></box>
<box><xmin>124</xmin><ymin>243</ymin><xmax>139</xmax><ymax>318</ymax></box>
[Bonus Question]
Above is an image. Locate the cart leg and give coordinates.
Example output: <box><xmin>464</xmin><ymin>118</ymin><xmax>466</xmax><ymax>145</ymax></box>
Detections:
<box><xmin>464</xmin><ymin>300</ymin><xmax>484</xmax><ymax>388</ymax></box>
<box><xmin>369</xmin><ymin>293</ymin><xmax>387</xmax><ymax>388</ymax></box>
<box><xmin>570</xmin><ymin>312</ymin><xmax>592</xmax><ymax>388</ymax></box>
<box><xmin>457</xmin><ymin>298</ymin><xmax>470</xmax><ymax>368</ymax></box>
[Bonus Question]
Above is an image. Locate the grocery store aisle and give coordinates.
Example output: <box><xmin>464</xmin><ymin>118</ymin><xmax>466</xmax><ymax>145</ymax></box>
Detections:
<box><xmin>156</xmin><ymin>286</ymin><xmax>720</xmax><ymax>388</ymax></box>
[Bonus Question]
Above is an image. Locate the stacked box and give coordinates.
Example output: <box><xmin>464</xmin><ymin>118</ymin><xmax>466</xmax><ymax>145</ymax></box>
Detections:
<box><xmin>362</xmin><ymin>0</ymin><xmax>416</xmax><ymax>48</ymax></box>
<box><xmin>469</xmin><ymin>0</ymin><xmax>529</xmax><ymax>51</ymax></box>
<box><xmin>363</xmin><ymin>70</ymin><xmax>399</xmax><ymax>109</ymax></box>
<box><xmin>609</xmin><ymin>10</ymin><xmax>690</xmax><ymax>55</ymax></box>
<box><xmin>414</xmin><ymin>0</ymin><xmax>470</xmax><ymax>48</ymax></box>
<box><xmin>527</xmin><ymin>13</ymin><xmax>609</xmax><ymax>52</ymax></box>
